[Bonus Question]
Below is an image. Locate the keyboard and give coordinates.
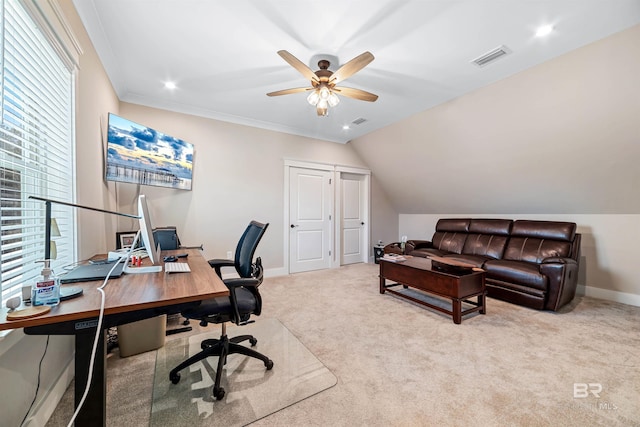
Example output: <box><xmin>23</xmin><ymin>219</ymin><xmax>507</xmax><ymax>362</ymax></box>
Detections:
<box><xmin>164</xmin><ymin>262</ymin><xmax>191</xmax><ymax>273</ymax></box>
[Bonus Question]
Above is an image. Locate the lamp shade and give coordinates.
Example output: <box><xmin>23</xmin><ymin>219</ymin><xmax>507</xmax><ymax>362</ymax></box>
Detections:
<box><xmin>50</xmin><ymin>218</ymin><xmax>61</xmax><ymax>237</ymax></box>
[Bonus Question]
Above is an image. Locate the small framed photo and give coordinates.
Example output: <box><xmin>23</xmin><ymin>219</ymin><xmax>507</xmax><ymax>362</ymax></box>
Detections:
<box><xmin>116</xmin><ymin>231</ymin><xmax>137</xmax><ymax>250</ymax></box>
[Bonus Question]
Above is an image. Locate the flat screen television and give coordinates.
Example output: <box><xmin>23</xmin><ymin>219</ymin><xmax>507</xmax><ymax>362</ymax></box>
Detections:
<box><xmin>105</xmin><ymin>113</ymin><xmax>194</xmax><ymax>190</ymax></box>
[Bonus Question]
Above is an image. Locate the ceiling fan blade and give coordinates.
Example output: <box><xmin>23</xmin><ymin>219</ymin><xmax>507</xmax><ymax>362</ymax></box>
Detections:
<box><xmin>267</xmin><ymin>87</ymin><xmax>312</xmax><ymax>97</ymax></box>
<box><xmin>331</xmin><ymin>51</ymin><xmax>374</xmax><ymax>85</ymax></box>
<box><xmin>277</xmin><ymin>50</ymin><xmax>319</xmax><ymax>83</ymax></box>
<box><xmin>333</xmin><ymin>86</ymin><xmax>378</xmax><ymax>102</ymax></box>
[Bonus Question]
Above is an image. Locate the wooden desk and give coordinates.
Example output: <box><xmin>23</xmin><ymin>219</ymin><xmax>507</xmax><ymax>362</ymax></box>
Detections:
<box><xmin>0</xmin><ymin>248</ymin><xmax>228</xmax><ymax>427</ymax></box>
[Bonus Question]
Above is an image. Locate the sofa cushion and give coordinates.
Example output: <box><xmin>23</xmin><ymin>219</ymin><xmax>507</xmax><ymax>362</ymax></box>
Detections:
<box><xmin>442</xmin><ymin>254</ymin><xmax>491</xmax><ymax>268</ymax></box>
<box><xmin>483</xmin><ymin>260</ymin><xmax>548</xmax><ymax>291</ymax></box>
<box><xmin>469</xmin><ymin>219</ymin><xmax>513</xmax><ymax>235</ymax></box>
<box><xmin>436</xmin><ymin>218</ymin><xmax>471</xmax><ymax>233</ymax></box>
<box><xmin>511</xmin><ymin>220</ymin><xmax>576</xmax><ymax>242</ymax></box>
<box><xmin>462</xmin><ymin>234</ymin><xmax>509</xmax><ymax>259</ymax></box>
<box><xmin>430</xmin><ymin>219</ymin><xmax>470</xmax><ymax>255</ymax></box>
<box><xmin>503</xmin><ymin>237</ymin><xmax>572</xmax><ymax>263</ymax></box>
<box><xmin>411</xmin><ymin>248</ymin><xmax>447</xmax><ymax>258</ymax></box>
<box><xmin>431</xmin><ymin>232</ymin><xmax>467</xmax><ymax>254</ymax></box>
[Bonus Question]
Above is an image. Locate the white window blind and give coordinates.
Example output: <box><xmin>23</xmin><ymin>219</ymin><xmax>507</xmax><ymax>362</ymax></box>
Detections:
<box><xmin>1</xmin><ymin>0</ymin><xmax>74</xmax><ymax>303</ymax></box>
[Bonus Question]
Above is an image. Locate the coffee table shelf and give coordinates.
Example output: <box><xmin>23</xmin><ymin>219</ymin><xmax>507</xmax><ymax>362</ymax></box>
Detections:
<box><xmin>379</xmin><ymin>257</ymin><xmax>486</xmax><ymax>324</ymax></box>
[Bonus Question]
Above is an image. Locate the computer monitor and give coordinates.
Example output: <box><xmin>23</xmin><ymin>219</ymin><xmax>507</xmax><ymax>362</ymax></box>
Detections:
<box><xmin>138</xmin><ymin>194</ymin><xmax>161</xmax><ymax>266</ymax></box>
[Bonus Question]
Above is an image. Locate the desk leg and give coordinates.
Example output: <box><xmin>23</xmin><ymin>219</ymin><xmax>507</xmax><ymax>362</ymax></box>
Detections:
<box><xmin>75</xmin><ymin>329</ymin><xmax>106</xmax><ymax>426</ymax></box>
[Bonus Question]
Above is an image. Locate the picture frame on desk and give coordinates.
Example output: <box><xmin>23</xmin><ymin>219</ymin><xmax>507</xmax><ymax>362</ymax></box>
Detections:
<box><xmin>116</xmin><ymin>231</ymin><xmax>137</xmax><ymax>249</ymax></box>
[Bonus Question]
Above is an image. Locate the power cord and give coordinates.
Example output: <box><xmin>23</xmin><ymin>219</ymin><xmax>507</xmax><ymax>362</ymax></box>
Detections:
<box><xmin>66</xmin><ymin>257</ymin><xmax>124</xmax><ymax>427</ymax></box>
<box><xmin>20</xmin><ymin>335</ymin><xmax>50</xmax><ymax>426</ymax></box>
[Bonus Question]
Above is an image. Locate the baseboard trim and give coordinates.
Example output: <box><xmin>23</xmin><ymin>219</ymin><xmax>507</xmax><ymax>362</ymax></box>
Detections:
<box><xmin>25</xmin><ymin>356</ymin><xmax>74</xmax><ymax>427</ymax></box>
<box><xmin>577</xmin><ymin>284</ymin><xmax>640</xmax><ymax>307</ymax></box>
<box><xmin>264</xmin><ymin>267</ymin><xmax>287</xmax><ymax>278</ymax></box>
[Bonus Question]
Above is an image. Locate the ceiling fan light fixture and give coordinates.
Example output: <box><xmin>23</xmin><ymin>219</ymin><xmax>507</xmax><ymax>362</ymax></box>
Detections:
<box><xmin>319</xmin><ymin>85</ymin><xmax>331</xmax><ymax>100</ymax></box>
<box><xmin>307</xmin><ymin>90</ymin><xmax>320</xmax><ymax>105</ymax></box>
<box><xmin>328</xmin><ymin>92</ymin><xmax>340</xmax><ymax>107</ymax></box>
<box><xmin>317</xmin><ymin>99</ymin><xmax>328</xmax><ymax>109</ymax></box>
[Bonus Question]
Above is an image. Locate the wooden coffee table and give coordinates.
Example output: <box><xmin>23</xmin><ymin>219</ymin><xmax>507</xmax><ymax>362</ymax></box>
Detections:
<box><xmin>379</xmin><ymin>256</ymin><xmax>486</xmax><ymax>324</ymax></box>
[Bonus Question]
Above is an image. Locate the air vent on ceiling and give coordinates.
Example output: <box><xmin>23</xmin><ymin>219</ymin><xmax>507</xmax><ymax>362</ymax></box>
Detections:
<box><xmin>351</xmin><ymin>117</ymin><xmax>367</xmax><ymax>125</ymax></box>
<box><xmin>471</xmin><ymin>45</ymin><xmax>511</xmax><ymax>67</ymax></box>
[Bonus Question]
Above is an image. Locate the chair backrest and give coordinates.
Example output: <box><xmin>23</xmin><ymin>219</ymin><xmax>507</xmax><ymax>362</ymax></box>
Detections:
<box><xmin>234</xmin><ymin>221</ymin><xmax>269</xmax><ymax>278</ymax></box>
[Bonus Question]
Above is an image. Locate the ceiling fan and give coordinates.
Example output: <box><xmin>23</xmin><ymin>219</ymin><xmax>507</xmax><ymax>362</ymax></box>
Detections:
<box><xmin>267</xmin><ymin>50</ymin><xmax>378</xmax><ymax>116</ymax></box>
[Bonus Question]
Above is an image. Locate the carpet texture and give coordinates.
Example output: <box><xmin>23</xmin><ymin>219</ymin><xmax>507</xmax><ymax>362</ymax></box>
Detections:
<box><xmin>46</xmin><ymin>263</ymin><xmax>640</xmax><ymax>426</ymax></box>
<box><xmin>150</xmin><ymin>318</ymin><xmax>337</xmax><ymax>426</ymax></box>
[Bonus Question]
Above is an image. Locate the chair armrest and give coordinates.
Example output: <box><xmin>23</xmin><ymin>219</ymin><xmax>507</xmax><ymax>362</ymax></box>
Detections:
<box><xmin>224</xmin><ymin>277</ymin><xmax>263</xmax><ymax>323</ymax></box>
<box><xmin>208</xmin><ymin>258</ymin><xmax>235</xmax><ymax>278</ymax></box>
<box><xmin>224</xmin><ymin>277</ymin><xmax>260</xmax><ymax>289</ymax></box>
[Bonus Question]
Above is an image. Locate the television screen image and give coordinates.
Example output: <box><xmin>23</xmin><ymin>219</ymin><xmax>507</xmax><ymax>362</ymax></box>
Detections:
<box><xmin>105</xmin><ymin>113</ymin><xmax>194</xmax><ymax>190</ymax></box>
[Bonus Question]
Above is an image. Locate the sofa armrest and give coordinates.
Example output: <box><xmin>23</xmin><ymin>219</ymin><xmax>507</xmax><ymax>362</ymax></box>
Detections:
<box><xmin>406</xmin><ymin>240</ymin><xmax>432</xmax><ymax>253</ymax></box>
<box><xmin>383</xmin><ymin>242</ymin><xmax>404</xmax><ymax>255</ymax></box>
<box><xmin>539</xmin><ymin>258</ymin><xmax>579</xmax><ymax>311</ymax></box>
<box><xmin>542</xmin><ymin>257</ymin><xmax>577</xmax><ymax>265</ymax></box>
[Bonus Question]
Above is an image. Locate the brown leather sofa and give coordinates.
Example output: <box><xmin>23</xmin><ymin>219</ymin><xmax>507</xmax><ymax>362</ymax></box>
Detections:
<box><xmin>384</xmin><ymin>218</ymin><xmax>581</xmax><ymax>311</ymax></box>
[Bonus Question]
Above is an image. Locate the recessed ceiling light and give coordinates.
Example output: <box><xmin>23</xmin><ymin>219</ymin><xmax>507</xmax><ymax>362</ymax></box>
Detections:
<box><xmin>164</xmin><ymin>81</ymin><xmax>177</xmax><ymax>90</ymax></box>
<box><xmin>535</xmin><ymin>25</ymin><xmax>554</xmax><ymax>38</ymax></box>
<box><xmin>342</xmin><ymin>125</ymin><xmax>350</xmax><ymax>130</ymax></box>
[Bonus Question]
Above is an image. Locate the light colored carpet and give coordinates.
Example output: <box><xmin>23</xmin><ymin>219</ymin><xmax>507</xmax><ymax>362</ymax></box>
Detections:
<box><xmin>150</xmin><ymin>318</ymin><xmax>336</xmax><ymax>426</ymax></box>
<box><xmin>47</xmin><ymin>262</ymin><xmax>640</xmax><ymax>426</ymax></box>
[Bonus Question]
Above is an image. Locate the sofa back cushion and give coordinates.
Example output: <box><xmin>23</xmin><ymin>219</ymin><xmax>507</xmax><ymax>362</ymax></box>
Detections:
<box><xmin>461</xmin><ymin>219</ymin><xmax>513</xmax><ymax>259</ymax></box>
<box><xmin>510</xmin><ymin>220</ymin><xmax>576</xmax><ymax>242</ymax></box>
<box><xmin>432</xmin><ymin>218</ymin><xmax>471</xmax><ymax>254</ymax></box>
<box><xmin>469</xmin><ymin>219</ymin><xmax>513</xmax><ymax>236</ymax></box>
<box><xmin>504</xmin><ymin>220</ymin><xmax>577</xmax><ymax>263</ymax></box>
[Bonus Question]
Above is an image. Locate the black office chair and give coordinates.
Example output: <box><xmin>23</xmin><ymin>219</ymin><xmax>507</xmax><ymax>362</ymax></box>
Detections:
<box><xmin>169</xmin><ymin>221</ymin><xmax>273</xmax><ymax>400</ymax></box>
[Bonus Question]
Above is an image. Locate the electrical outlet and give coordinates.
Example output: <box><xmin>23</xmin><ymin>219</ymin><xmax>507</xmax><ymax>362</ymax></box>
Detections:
<box><xmin>226</xmin><ymin>251</ymin><xmax>233</xmax><ymax>259</ymax></box>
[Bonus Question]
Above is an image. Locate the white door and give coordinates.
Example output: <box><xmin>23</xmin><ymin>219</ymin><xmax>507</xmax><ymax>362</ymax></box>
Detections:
<box><xmin>341</xmin><ymin>174</ymin><xmax>366</xmax><ymax>265</ymax></box>
<box><xmin>289</xmin><ymin>167</ymin><xmax>332</xmax><ymax>273</ymax></box>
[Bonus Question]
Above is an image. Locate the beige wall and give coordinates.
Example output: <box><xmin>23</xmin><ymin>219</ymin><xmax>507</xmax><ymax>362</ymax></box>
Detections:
<box><xmin>65</xmin><ymin>1</ymin><xmax>121</xmax><ymax>260</ymax></box>
<box><xmin>350</xmin><ymin>24</ymin><xmax>640</xmax><ymax>215</ymax></box>
<box><xmin>115</xmin><ymin>103</ymin><xmax>372</xmax><ymax>269</ymax></box>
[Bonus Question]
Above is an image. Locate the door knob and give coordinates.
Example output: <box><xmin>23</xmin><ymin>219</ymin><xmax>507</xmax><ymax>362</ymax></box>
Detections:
<box><xmin>290</xmin><ymin>224</ymin><xmax>298</xmax><ymax>228</ymax></box>
<box><xmin>361</xmin><ymin>222</ymin><xmax>365</xmax><ymax>225</ymax></box>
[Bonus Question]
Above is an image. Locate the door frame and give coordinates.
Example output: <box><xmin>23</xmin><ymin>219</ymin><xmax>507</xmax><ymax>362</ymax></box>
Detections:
<box><xmin>284</xmin><ymin>159</ymin><xmax>370</xmax><ymax>273</ymax></box>
<box><xmin>336</xmin><ymin>166</ymin><xmax>371</xmax><ymax>266</ymax></box>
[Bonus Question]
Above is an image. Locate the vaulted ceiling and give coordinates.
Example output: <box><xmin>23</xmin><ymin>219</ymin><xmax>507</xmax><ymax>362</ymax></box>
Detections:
<box><xmin>73</xmin><ymin>1</ymin><xmax>640</xmax><ymax>144</ymax></box>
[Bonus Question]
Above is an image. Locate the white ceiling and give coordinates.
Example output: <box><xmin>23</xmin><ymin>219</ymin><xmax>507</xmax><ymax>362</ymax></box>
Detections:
<box><xmin>73</xmin><ymin>1</ymin><xmax>640</xmax><ymax>144</ymax></box>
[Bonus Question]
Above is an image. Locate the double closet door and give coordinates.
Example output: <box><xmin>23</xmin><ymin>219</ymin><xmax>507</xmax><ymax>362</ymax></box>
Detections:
<box><xmin>287</xmin><ymin>162</ymin><xmax>370</xmax><ymax>274</ymax></box>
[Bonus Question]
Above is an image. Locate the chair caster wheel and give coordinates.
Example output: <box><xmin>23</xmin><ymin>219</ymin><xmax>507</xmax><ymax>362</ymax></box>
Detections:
<box><xmin>201</xmin><ymin>339</ymin><xmax>215</xmax><ymax>350</ymax></box>
<box><xmin>249</xmin><ymin>337</ymin><xmax>257</xmax><ymax>346</ymax></box>
<box><xmin>265</xmin><ymin>359</ymin><xmax>274</xmax><ymax>370</ymax></box>
<box><xmin>213</xmin><ymin>386</ymin><xmax>225</xmax><ymax>400</ymax></box>
<box><xmin>170</xmin><ymin>372</ymin><xmax>181</xmax><ymax>384</ymax></box>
